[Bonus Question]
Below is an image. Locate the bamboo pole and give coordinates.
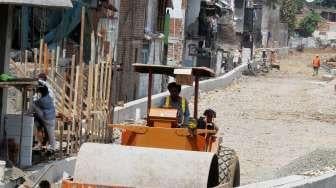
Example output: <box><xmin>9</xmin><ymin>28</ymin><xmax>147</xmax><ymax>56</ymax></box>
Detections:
<box><xmin>43</xmin><ymin>43</ymin><xmax>48</xmax><ymax>74</ymax></box>
<box><xmin>39</xmin><ymin>39</ymin><xmax>44</xmax><ymax>73</ymax></box>
<box><xmin>93</xmin><ymin>64</ymin><xmax>99</xmax><ymax>142</ymax></box>
<box><xmin>51</xmin><ymin>50</ymin><xmax>55</xmax><ymax>80</ymax></box>
<box><xmin>24</xmin><ymin>50</ymin><xmax>28</xmax><ymax>77</ymax></box>
<box><xmin>56</xmin><ymin>45</ymin><xmax>60</xmax><ymax>74</ymax></box>
<box><xmin>72</xmin><ymin>66</ymin><xmax>80</xmax><ymax>151</ymax></box>
<box><xmin>34</xmin><ymin>48</ymin><xmax>38</xmax><ymax>75</ymax></box>
<box><xmin>70</xmin><ymin>55</ymin><xmax>76</xmax><ymax>111</ymax></box>
<box><xmin>78</xmin><ymin>6</ymin><xmax>85</xmax><ymax>146</ymax></box>
<box><xmin>87</xmin><ymin>63</ymin><xmax>94</xmax><ymax>140</ymax></box>
<box><xmin>99</xmin><ymin>61</ymin><xmax>104</xmax><ymax>108</ymax></box>
<box><xmin>103</xmin><ymin>61</ymin><xmax>108</xmax><ymax>106</ymax></box>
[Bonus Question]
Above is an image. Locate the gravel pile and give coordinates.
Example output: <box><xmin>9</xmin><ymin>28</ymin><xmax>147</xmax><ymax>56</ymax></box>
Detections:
<box><xmin>276</xmin><ymin>148</ymin><xmax>336</xmax><ymax>177</ymax></box>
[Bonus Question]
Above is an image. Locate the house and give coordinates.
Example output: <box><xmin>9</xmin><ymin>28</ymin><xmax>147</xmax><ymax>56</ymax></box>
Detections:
<box><xmin>183</xmin><ymin>0</ymin><xmax>237</xmax><ymax>75</ymax></box>
<box><xmin>314</xmin><ymin>8</ymin><xmax>336</xmax><ymax>42</ymax></box>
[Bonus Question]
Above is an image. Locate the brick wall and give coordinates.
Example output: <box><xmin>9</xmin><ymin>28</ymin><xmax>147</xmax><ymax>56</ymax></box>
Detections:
<box><xmin>167</xmin><ymin>0</ymin><xmax>187</xmax><ymax>65</ymax></box>
<box><xmin>167</xmin><ymin>42</ymin><xmax>183</xmax><ymax>63</ymax></box>
<box><xmin>116</xmin><ymin>0</ymin><xmax>146</xmax><ymax>102</ymax></box>
<box><xmin>169</xmin><ymin>18</ymin><xmax>183</xmax><ymax>38</ymax></box>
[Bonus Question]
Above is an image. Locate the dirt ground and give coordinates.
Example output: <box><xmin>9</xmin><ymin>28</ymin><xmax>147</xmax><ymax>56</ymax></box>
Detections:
<box><xmin>197</xmin><ymin>49</ymin><xmax>336</xmax><ymax>185</ymax></box>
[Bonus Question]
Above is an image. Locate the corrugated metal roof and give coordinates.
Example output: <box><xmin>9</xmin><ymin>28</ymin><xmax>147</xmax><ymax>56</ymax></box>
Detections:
<box><xmin>0</xmin><ymin>0</ymin><xmax>72</xmax><ymax>8</ymax></box>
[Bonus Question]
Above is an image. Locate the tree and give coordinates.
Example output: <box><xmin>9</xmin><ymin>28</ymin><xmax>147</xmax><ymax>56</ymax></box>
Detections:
<box><xmin>295</xmin><ymin>0</ymin><xmax>305</xmax><ymax>12</ymax></box>
<box><xmin>298</xmin><ymin>11</ymin><xmax>321</xmax><ymax>37</ymax></box>
<box><xmin>280</xmin><ymin>0</ymin><xmax>299</xmax><ymax>34</ymax></box>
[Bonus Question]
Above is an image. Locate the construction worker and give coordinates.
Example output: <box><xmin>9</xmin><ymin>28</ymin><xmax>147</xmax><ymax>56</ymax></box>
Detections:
<box><xmin>312</xmin><ymin>55</ymin><xmax>321</xmax><ymax>76</ymax></box>
<box><xmin>233</xmin><ymin>49</ymin><xmax>242</xmax><ymax>67</ymax></box>
<box><xmin>197</xmin><ymin>109</ymin><xmax>218</xmax><ymax>132</ymax></box>
<box><xmin>163</xmin><ymin>82</ymin><xmax>190</xmax><ymax>127</ymax></box>
<box><xmin>270</xmin><ymin>50</ymin><xmax>280</xmax><ymax>70</ymax></box>
<box><xmin>37</xmin><ymin>73</ymin><xmax>55</xmax><ymax>105</ymax></box>
<box><xmin>30</xmin><ymin>83</ymin><xmax>56</xmax><ymax>150</ymax></box>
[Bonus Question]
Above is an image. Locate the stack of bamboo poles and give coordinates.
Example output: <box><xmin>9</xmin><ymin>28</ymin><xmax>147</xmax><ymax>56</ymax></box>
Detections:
<box><xmin>9</xmin><ymin>38</ymin><xmax>114</xmax><ymax>157</ymax></box>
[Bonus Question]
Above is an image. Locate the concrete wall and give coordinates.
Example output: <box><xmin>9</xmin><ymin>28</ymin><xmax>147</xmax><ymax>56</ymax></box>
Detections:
<box><xmin>289</xmin><ymin>37</ymin><xmax>318</xmax><ymax>48</ymax></box>
<box><xmin>113</xmin><ymin>63</ymin><xmax>248</xmax><ymax>123</ymax></box>
<box><xmin>233</xmin><ymin>0</ymin><xmax>245</xmax><ymax>33</ymax></box>
<box><xmin>261</xmin><ymin>4</ymin><xmax>288</xmax><ymax>48</ymax></box>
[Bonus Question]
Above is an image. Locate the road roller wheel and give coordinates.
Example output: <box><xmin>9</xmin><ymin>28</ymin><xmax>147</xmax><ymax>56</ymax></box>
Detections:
<box><xmin>217</xmin><ymin>139</ymin><xmax>240</xmax><ymax>187</ymax></box>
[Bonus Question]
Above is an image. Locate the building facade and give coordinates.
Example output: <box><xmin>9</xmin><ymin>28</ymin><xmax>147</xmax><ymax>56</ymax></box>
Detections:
<box><xmin>115</xmin><ymin>0</ymin><xmax>172</xmax><ymax>102</ymax></box>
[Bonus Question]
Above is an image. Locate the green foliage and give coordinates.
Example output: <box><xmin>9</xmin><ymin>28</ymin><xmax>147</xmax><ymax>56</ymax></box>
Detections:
<box><xmin>294</xmin><ymin>0</ymin><xmax>305</xmax><ymax>12</ymax></box>
<box><xmin>298</xmin><ymin>11</ymin><xmax>321</xmax><ymax>37</ymax></box>
<box><xmin>280</xmin><ymin>0</ymin><xmax>299</xmax><ymax>34</ymax></box>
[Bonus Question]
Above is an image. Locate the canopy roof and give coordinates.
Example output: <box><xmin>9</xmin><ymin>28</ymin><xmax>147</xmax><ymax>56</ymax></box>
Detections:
<box><xmin>0</xmin><ymin>0</ymin><xmax>72</xmax><ymax>7</ymax></box>
<box><xmin>133</xmin><ymin>64</ymin><xmax>216</xmax><ymax>78</ymax></box>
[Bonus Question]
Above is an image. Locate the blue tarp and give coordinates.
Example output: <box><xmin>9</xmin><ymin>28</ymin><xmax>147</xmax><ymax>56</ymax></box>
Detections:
<box><xmin>43</xmin><ymin>0</ymin><xmax>92</xmax><ymax>45</ymax></box>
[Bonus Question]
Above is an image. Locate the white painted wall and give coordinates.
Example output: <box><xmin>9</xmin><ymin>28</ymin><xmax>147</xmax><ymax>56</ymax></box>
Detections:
<box><xmin>314</xmin><ymin>22</ymin><xmax>336</xmax><ymax>40</ymax></box>
<box><xmin>145</xmin><ymin>0</ymin><xmax>158</xmax><ymax>33</ymax></box>
<box><xmin>167</xmin><ymin>0</ymin><xmax>184</xmax><ymax>18</ymax></box>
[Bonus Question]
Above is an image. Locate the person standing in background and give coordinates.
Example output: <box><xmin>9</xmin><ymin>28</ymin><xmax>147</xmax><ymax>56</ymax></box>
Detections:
<box><xmin>312</xmin><ymin>55</ymin><xmax>321</xmax><ymax>76</ymax></box>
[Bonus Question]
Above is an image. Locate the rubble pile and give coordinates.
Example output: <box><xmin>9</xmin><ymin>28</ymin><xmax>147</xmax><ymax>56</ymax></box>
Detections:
<box><xmin>323</xmin><ymin>56</ymin><xmax>336</xmax><ymax>69</ymax></box>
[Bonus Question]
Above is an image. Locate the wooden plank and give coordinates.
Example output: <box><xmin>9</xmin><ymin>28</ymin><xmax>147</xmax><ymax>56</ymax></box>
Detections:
<box><xmin>39</xmin><ymin>39</ymin><xmax>44</xmax><ymax>73</ymax></box>
<box><xmin>69</xmin><ymin>55</ymin><xmax>75</xmax><ymax>111</ymax></box>
<box><xmin>103</xmin><ymin>61</ymin><xmax>108</xmax><ymax>106</ymax></box>
<box><xmin>33</xmin><ymin>48</ymin><xmax>38</xmax><ymax>74</ymax></box>
<box><xmin>87</xmin><ymin>63</ymin><xmax>94</xmax><ymax>138</ymax></box>
<box><xmin>59</xmin><ymin>120</ymin><xmax>64</xmax><ymax>159</ymax></box>
<box><xmin>78</xmin><ymin>7</ymin><xmax>85</xmax><ymax>146</ymax></box>
<box><xmin>99</xmin><ymin>62</ymin><xmax>104</xmax><ymax>107</ymax></box>
<box><xmin>24</xmin><ymin>50</ymin><xmax>28</xmax><ymax>77</ymax></box>
<box><xmin>62</xmin><ymin>79</ymin><xmax>66</xmax><ymax>114</ymax></box>
<box><xmin>56</xmin><ymin>45</ymin><xmax>60</xmax><ymax>74</ymax></box>
<box><xmin>106</xmin><ymin>60</ymin><xmax>112</xmax><ymax>110</ymax></box>
<box><xmin>73</xmin><ymin>65</ymin><xmax>80</xmax><ymax>117</ymax></box>
<box><xmin>73</xmin><ymin>66</ymin><xmax>80</xmax><ymax>151</ymax></box>
<box><xmin>51</xmin><ymin>50</ymin><xmax>55</xmax><ymax>80</ymax></box>
<box><xmin>87</xmin><ymin>32</ymin><xmax>95</xmax><ymax>141</ymax></box>
<box><xmin>90</xmin><ymin>31</ymin><xmax>96</xmax><ymax>65</ymax></box>
<box><xmin>43</xmin><ymin>43</ymin><xmax>48</xmax><ymax>74</ymax></box>
<box><xmin>88</xmin><ymin>117</ymin><xmax>93</xmax><ymax>142</ymax></box>
<box><xmin>93</xmin><ymin>64</ymin><xmax>99</xmax><ymax>111</ymax></box>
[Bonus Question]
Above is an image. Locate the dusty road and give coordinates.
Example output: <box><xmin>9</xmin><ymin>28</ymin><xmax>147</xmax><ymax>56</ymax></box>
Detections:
<box><xmin>197</xmin><ymin>50</ymin><xmax>336</xmax><ymax>185</ymax></box>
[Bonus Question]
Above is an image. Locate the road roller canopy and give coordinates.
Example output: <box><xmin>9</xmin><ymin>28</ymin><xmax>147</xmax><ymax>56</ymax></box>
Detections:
<box><xmin>132</xmin><ymin>63</ymin><xmax>216</xmax><ymax>78</ymax></box>
<box><xmin>133</xmin><ymin>63</ymin><xmax>215</xmax><ymax>119</ymax></box>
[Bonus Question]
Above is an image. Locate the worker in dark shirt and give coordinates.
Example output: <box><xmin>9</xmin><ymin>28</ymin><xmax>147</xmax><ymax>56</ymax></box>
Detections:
<box><xmin>197</xmin><ymin>109</ymin><xmax>218</xmax><ymax>132</ymax></box>
<box><xmin>30</xmin><ymin>84</ymin><xmax>56</xmax><ymax>150</ymax></box>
